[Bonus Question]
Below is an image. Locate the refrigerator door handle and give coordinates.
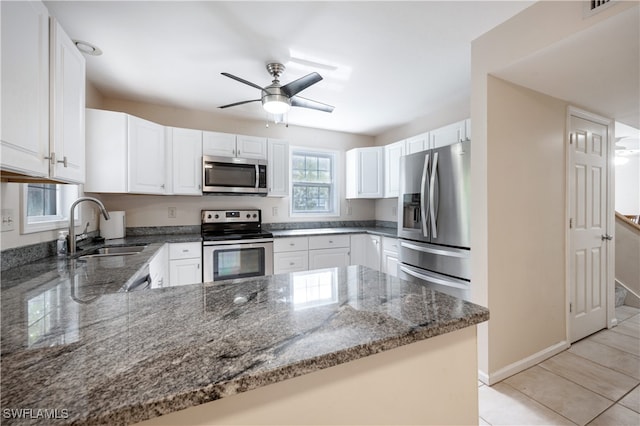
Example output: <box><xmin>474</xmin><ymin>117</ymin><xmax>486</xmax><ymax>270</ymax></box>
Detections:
<box><xmin>429</xmin><ymin>152</ymin><xmax>438</xmax><ymax>239</ymax></box>
<box><xmin>420</xmin><ymin>153</ymin><xmax>430</xmax><ymax>238</ymax></box>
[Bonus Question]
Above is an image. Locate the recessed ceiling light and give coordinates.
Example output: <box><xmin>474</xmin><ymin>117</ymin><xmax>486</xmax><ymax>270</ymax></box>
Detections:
<box><xmin>73</xmin><ymin>40</ymin><xmax>102</xmax><ymax>56</ymax></box>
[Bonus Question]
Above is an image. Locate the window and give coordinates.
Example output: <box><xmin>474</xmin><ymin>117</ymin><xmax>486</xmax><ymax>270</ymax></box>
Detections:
<box><xmin>21</xmin><ymin>184</ymin><xmax>79</xmax><ymax>233</ymax></box>
<box><xmin>291</xmin><ymin>149</ymin><xmax>338</xmax><ymax>216</ymax></box>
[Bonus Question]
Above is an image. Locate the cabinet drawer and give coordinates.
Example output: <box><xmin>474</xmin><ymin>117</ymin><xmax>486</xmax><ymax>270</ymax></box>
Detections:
<box><xmin>308</xmin><ymin>234</ymin><xmax>350</xmax><ymax>250</ymax></box>
<box><xmin>274</xmin><ymin>251</ymin><xmax>309</xmax><ymax>274</ymax></box>
<box><xmin>274</xmin><ymin>237</ymin><xmax>309</xmax><ymax>253</ymax></box>
<box><xmin>382</xmin><ymin>237</ymin><xmax>399</xmax><ymax>255</ymax></box>
<box><xmin>169</xmin><ymin>242</ymin><xmax>201</xmax><ymax>260</ymax></box>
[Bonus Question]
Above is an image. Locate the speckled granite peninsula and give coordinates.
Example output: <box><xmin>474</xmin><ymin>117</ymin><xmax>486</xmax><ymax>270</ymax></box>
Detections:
<box><xmin>1</xmin><ymin>263</ymin><xmax>488</xmax><ymax>425</ymax></box>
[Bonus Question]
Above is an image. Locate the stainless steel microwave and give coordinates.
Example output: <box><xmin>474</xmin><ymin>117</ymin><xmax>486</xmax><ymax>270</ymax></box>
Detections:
<box><xmin>202</xmin><ymin>155</ymin><xmax>268</xmax><ymax>195</ymax></box>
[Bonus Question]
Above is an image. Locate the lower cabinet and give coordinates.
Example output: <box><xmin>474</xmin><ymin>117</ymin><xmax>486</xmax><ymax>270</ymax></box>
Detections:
<box><xmin>274</xmin><ymin>251</ymin><xmax>309</xmax><ymax>274</ymax></box>
<box><xmin>273</xmin><ymin>235</ymin><xmax>351</xmax><ymax>273</ymax></box>
<box><xmin>308</xmin><ymin>247</ymin><xmax>350</xmax><ymax>270</ymax></box>
<box><xmin>350</xmin><ymin>234</ymin><xmax>381</xmax><ymax>271</ymax></box>
<box><xmin>381</xmin><ymin>237</ymin><xmax>400</xmax><ymax>278</ymax></box>
<box><xmin>168</xmin><ymin>242</ymin><xmax>202</xmax><ymax>286</ymax></box>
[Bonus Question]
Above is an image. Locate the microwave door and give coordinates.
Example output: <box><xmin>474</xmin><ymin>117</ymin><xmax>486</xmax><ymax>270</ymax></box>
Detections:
<box><xmin>429</xmin><ymin>141</ymin><xmax>471</xmax><ymax>249</ymax></box>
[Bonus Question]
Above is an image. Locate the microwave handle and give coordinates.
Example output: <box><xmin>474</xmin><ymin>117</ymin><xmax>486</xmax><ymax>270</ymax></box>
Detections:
<box><xmin>255</xmin><ymin>164</ymin><xmax>259</xmax><ymax>189</ymax></box>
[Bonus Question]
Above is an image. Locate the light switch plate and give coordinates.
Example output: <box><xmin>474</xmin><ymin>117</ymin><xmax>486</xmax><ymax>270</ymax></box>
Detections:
<box><xmin>1</xmin><ymin>209</ymin><xmax>15</xmax><ymax>232</ymax></box>
<box><xmin>168</xmin><ymin>207</ymin><xmax>177</xmax><ymax>219</ymax></box>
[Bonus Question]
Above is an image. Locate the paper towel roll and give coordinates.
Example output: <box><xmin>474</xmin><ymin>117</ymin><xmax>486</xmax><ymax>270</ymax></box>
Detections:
<box><xmin>100</xmin><ymin>211</ymin><xmax>126</xmax><ymax>239</ymax></box>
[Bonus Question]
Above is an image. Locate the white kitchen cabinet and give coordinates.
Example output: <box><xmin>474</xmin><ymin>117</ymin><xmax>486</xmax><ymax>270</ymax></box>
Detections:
<box><xmin>384</xmin><ymin>140</ymin><xmax>405</xmax><ymax>198</ymax></box>
<box><xmin>168</xmin><ymin>242</ymin><xmax>202</xmax><ymax>287</ymax></box>
<box><xmin>1</xmin><ymin>3</ymin><xmax>86</xmax><ymax>184</ymax></box>
<box><xmin>85</xmin><ymin>109</ymin><xmax>167</xmax><ymax>194</ymax></box>
<box><xmin>1</xmin><ymin>0</ymin><xmax>50</xmax><ymax>178</ymax></box>
<box><xmin>346</xmin><ymin>146</ymin><xmax>383</xmax><ymax>199</ymax></box>
<box><xmin>169</xmin><ymin>127</ymin><xmax>202</xmax><ymax>195</ymax></box>
<box><xmin>150</xmin><ymin>244</ymin><xmax>169</xmax><ymax>289</ymax></box>
<box><xmin>267</xmin><ymin>138</ymin><xmax>289</xmax><ymax>197</ymax></box>
<box><xmin>202</xmin><ymin>131</ymin><xmax>267</xmax><ymax>159</ymax></box>
<box><xmin>274</xmin><ymin>251</ymin><xmax>309</xmax><ymax>274</ymax></box>
<box><xmin>350</xmin><ymin>234</ymin><xmax>381</xmax><ymax>271</ymax></box>
<box><xmin>406</xmin><ymin>132</ymin><xmax>429</xmax><ymax>154</ymax></box>
<box><xmin>381</xmin><ymin>237</ymin><xmax>400</xmax><ymax>277</ymax></box>
<box><xmin>127</xmin><ymin>115</ymin><xmax>166</xmax><ymax>194</ymax></box>
<box><xmin>49</xmin><ymin>18</ymin><xmax>85</xmax><ymax>183</ymax></box>
<box><xmin>308</xmin><ymin>247</ymin><xmax>350</xmax><ymax>270</ymax></box>
<box><xmin>430</xmin><ymin>119</ymin><xmax>470</xmax><ymax>148</ymax></box>
<box><xmin>274</xmin><ymin>237</ymin><xmax>309</xmax><ymax>252</ymax></box>
<box><xmin>308</xmin><ymin>235</ymin><xmax>351</xmax><ymax>250</ymax></box>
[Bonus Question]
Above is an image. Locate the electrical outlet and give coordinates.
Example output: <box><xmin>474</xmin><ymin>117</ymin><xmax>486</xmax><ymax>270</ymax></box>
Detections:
<box><xmin>1</xmin><ymin>209</ymin><xmax>15</xmax><ymax>232</ymax></box>
<box><xmin>392</xmin><ymin>206</ymin><xmax>397</xmax><ymax>217</ymax></box>
<box><xmin>272</xmin><ymin>206</ymin><xmax>278</xmax><ymax>217</ymax></box>
<box><xmin>346</xmin><ymin>204</ymin><xmax>352</xmax><ymax>216</ymax></box>
<box><xmin>168</xmin><ymin>207</ymin><xmax>177</xmax><ymax>219</ymax></box>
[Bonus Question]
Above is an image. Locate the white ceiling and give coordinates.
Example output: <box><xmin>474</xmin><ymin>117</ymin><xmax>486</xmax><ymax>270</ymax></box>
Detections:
<box><xmin>44</xmin><ymin>1</ymin><xmax>535</xmax><ymax>136</ymax></box>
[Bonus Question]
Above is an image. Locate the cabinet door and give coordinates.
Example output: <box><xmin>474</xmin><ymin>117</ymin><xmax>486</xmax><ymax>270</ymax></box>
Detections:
<box><xmin>202</xmin><ymin>131</ymin><xmax>236</xmax><ymax>157</ymax></box>
<box><xmin>267</xmin><ymin>138</ymin><xmax>289</xmax><ymax>197</ymax></box>
<box><xmin>50</xmin><ymin>19</ymin><xmax>86</xmax><ymax>183</ymax></box>
<box><xmin>346</xmin><ymin>147</ymin><xmax>383</xmax><ymax>199</ymax></box>
<box><xmin>274</xmin><ymin>237</ymin><xmax>309</xmax><ymax>253</ymax></box>
<box><xmin>430</xmin><ymin>120</ymin><xmax>466</xmax><ymax>148</ymax></box>
<box><xmin>128</xmin><ymin>115</ymin><xmax>166</xmax><ymax>194</ymax></box>
<box><xmin>274</xmin><ymin>251</ymin><xmax>308</xmax><ymax>274</ymax></box>
<box><xmin>84</xmin><ymin>109</ymin><xmax>128</xmax><ymax>192</ymax></box>
<box><xmin>382</xmin><ymin>251</ymin><xmax>399</xmax><ymax>277</ymax></box>
<box><xmin>308</xmin><ymin>248</ymin><xmax>350</xmax><ymax>270</ymax></box>
<box><xmin>350</xmin><ymin>234</ymin><xmax>381</xmax><ymax>271</ymax></box>
<box><xmin>0</xmin><ymin>0</ymin><xmax>50</xmax><ymax>177</ymax></box>
<box><xmin>149</xmin><ymin>244</ymin><xmax>168</xmax><ymax>289</ymax></box>
<box><xmin>169</xmin><ymin>258</ymin><xmax>202</xmax><ymax>286</ymax></box>
<box><xmin>237</xmin><ymin>135</ymin><xmax>267</xmax><ymax>159</ymax></box>
<box><xmin>406</xmin><ymin>132</ymin><xmax>429</xmax><ymax>154</ymax></box>
<box><xmin>384</xmin><ymin>140</ymin><xmax>405</xmax><ymax>198</ymax></box>
<box><xmin>464</xmin><ymin>118</ymin><xmax>471</xmax><ymax>142</ymax></box>
<box><xmin>170</xmin><ymin>127</ymin><xmax>202</xmax><ymax>195</ymax></box>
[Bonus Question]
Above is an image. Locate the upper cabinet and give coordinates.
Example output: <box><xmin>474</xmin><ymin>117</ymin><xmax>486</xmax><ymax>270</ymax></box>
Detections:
<box><xmin>267</xmin><ymin>138</ymin><xmax>289</xmax><ymax>197</ymax></box>
<box><xmin>1</xmin><ymin>1</ymin><xmax>86</xmax><ymax>184</ymax></box>
<box><xmin>405</xmin><ymin>132</ymin><xmax>430</xmax><ymax>155</ymax></box>
<box><xmin>430</xmin><ymin>119</ymin><xmax>470</xmax><ymax>148</ymax></box>
<box><xmin>168</xmin><ymin>127</ymin><xmax>202</xmax><ymax>195</ymax></box>
<box><xmin>346</xmin><ymin>146</ymin><xmax>384</xmax><ymax>199</ymax></box>
<box><xmin>85</xmin><ymin>109</ymin><xmax>167</xmax><ymax>195</ymax></box>
<box><xmin>203</xmin><ymin>131</ymin><xmax>267</xmax><ymax>160</ymax></box>
<box><xmin>384</xmin><ymin>140</ymin><xmax>405</xmax><ymax>198</ymax></box>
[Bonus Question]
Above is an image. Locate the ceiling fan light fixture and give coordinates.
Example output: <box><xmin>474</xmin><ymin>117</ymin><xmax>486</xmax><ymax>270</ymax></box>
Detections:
<box><xmin>262</xmin><ymin>94</ymin><xmax>291</xmax><ymax>114</ymax></box>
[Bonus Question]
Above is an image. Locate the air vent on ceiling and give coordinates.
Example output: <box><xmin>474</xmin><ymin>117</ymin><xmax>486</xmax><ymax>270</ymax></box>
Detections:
<box><xmin>584</xmin><ymin>0</ymin><xmax>615</xmax><ymax>17</ymax></box>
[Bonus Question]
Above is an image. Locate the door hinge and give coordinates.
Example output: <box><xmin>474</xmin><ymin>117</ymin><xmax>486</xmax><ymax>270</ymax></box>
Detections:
<box><xmin>569</xmin><ymin>133</ymin><xmax>574</xmax><ymax>145</ymax></box>
<box><xmin>569</xmin><ymin>218</ymin><xmax>573</xmax><ymax>229</ymax></box>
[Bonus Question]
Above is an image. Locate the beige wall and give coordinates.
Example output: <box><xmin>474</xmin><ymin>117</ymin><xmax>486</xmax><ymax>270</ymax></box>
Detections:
<box><xmin>471</xmin><ymin>0</ymin><xmax>636</xmax><ymax>382</ymax></box>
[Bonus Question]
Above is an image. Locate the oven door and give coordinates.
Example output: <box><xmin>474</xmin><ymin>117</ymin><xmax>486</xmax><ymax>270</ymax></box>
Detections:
<box><xmin>202</xmin><ymin>155</ymin><xmax>267</xmax><ymax>194</ymax></box>
<box><xmin>203</xmin><ymin>240</ymin><xmax>273</xmax><ymax>282</ymax></box>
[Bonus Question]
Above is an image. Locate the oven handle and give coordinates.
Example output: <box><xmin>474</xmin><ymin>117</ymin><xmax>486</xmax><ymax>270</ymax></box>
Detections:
<box><xmin>203</xmin><ymin>238</ymin><xmax>274</xmax><ymax>246</ymax></box>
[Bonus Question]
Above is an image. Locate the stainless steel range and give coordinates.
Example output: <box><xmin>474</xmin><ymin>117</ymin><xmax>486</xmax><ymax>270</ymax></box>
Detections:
<box><xmin>201</xmin><ymin>209</ymin><xmax>273</xmax><ymax>282</ymax></box>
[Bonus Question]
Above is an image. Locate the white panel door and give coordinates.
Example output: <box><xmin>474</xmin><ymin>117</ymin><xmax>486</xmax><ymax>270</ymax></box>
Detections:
<box><xmin>128</xmin><ymin>115</ymin><xmax>166</xmax><ymax>194</ymax></box>
<box><xmin>569</xmin><ymin>114</ymin><xmax>611</xmax><ymax>343</ymax></box>
<box><xmin>308</xmin><ymin>248</ymin><xmax>350</xmax><ymax>270</ymax></box>
<box><xmin>171</xmin><ymin>127</ymin><xmax>202</xmax><ymax>195</ymax></box>
<box><xmin>0</xmin><ymin>0</ymin><xmax>50</xmax><ymax>177</ymax></box>
<box><xmin>430</xmin><ymin>120</ymin><xmax>466</xmax><ymax>148</ymax></box>
<box><xmin>202</xmin><ymin>131</ymin><xmax>236</xmax><ymax>157</ymax></box>
<box><xmin>50</xmin><ymin>19</ymin><xmax>86</xmax><ymax>183</ymax></box>
<box><xmin>267</xmin><ymin>138</ymin><xmax>289</xmax><ymax>196</ymax></box>
<box><xmin>237</xmin><ymin>135</ymin><xmax>267</xmax><ymax>159</ymax></box>
<box><xmin>384</xmin><ymin>140</ymin><xmax>405</xmax><ymax>197</ymax></box>
<box><xmin>406</xmin><ymin>133</ymin><xmax>429</xmax><ymax>154</ymax></box>
<box><xmin>169</xmin><ymin>258</ymin><xmax>202</xmax><ymax>286</ymax></box>
<box><xmin>274</xmin><ymin>251</ymin><xmax>309</xmax><ymax>274</ymax></box>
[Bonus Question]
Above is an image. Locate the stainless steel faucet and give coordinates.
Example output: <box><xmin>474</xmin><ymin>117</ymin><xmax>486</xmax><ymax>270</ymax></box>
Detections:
<box><xmin>68</xmin><ymin>197</ymin><xmax>110</xmax><ymax>255</ymax></box>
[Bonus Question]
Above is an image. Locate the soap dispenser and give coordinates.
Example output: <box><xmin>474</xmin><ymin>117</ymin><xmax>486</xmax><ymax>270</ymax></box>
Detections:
<box><xmin>57</xmin><ymin>231</ymin><xmax>68</xmax><ymax>257</ymax></box>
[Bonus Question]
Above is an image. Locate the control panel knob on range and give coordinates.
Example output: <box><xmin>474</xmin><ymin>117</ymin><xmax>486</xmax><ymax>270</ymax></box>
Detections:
<box><xmin>207</xmin><ymin>214</ymin><xmax>212</xmax><ymax>219</ymax></box>
<box><xmin>214</xmin><ymin>214</ymin><xmax>219</xmax><ymax>219</ymax></box>
<box><xmin>253</xmin><ymin>214</ymin><xmax>257</xmax><ymax>218</ymax></box>
<box><xmin>246</xmin><ymin>214</ymin><xmax>251</xmax><ymax>218</ymax></box>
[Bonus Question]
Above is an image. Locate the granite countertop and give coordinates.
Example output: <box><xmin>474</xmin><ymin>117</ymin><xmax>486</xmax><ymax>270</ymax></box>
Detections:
<box><xmin>0</xmin><ymin>265</ymin><xmax>489</xmax><ymax>425</ymax></box>
<box><xmin>271</xmin><ymin>226</ymin><xmax>397</xmax><ymax>238</ymax></box>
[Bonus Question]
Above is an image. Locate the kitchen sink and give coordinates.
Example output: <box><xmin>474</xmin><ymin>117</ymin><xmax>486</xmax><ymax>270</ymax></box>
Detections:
<box><xmin>77</xmin><ymin>245</ymin><xmax>147</xmax><ymax>260</ymax></box>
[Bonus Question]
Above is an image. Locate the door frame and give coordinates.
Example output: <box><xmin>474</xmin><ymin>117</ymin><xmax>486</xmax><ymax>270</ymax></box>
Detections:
<box><xmin>565</xmin><ymin>106</ymin><xmax>616</xmax><ymax>344</ymax></box>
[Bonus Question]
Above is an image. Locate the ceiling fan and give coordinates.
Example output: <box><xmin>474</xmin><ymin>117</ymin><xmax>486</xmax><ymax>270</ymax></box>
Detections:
<box><xmin>219</xmin><ymin>63</ymin><xmax>334</xmax><ymax>115</ymax></box>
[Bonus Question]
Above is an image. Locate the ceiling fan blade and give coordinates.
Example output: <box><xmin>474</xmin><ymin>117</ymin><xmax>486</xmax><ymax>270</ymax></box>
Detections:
<box><xmin>218</xmin><ymin>99</ymin><xmax>260</xmax><ymax>109</ymax></box>
<box><xmin>221</xmin><ymin>72</ymin><xmax>264</xmax><ymax>91</ymax></box>
<box><xmin>291</xmin><ymin>96</ymin><xmax>334</xmax><ymax>113</ymax></box>
<box><xmin>281</xmin><ymin>72</ymin><xmax>323</xmax><ymax>97</ymax></box>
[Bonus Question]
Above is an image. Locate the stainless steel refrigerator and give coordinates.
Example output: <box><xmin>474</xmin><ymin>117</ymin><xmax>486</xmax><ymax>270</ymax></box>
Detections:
<box><xmin>397</xmin><ymin>140</ymin><xmax>471</xmax><ymax>300</ymax></box>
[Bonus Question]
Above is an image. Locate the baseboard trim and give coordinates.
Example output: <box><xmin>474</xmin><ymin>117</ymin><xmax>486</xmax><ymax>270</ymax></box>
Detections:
<box><xmin>478</xmin><ymin>340</ymin><xmax>569</xmax><ymax>385</ymax></box>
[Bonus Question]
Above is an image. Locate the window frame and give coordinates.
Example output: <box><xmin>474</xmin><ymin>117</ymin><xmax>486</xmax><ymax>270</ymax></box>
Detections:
<box><xmin>289</xmin><ymin>147</ymin><xmax>340</xmax><ymax>218</ymax></box>
<box><xmin>20</xmin><ymin>183</ymin><xmax>80</xmax><ymax>234</ymax></box>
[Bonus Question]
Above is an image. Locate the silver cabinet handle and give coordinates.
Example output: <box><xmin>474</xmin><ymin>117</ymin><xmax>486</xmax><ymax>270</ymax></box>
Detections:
<box><xmin>420</xmin><ymin>153</ymin><xmax>430</xmax><ymax>238</ymax></box>
<box><xmin>57</xmin><ymin>156</ymin><xmax>68</xmax><ymax>167</ymax></box>
<box><xmin>601</xmin><ymin>234</ymin><xmax>613</xmax><ymax>241</ymax></box>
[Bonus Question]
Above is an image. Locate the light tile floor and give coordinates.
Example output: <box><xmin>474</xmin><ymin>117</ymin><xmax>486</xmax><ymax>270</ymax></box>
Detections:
<box><xmin>479</xmin><ymin>305</ymin><xmax>640</xmax><ymax>426</ymax></box>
